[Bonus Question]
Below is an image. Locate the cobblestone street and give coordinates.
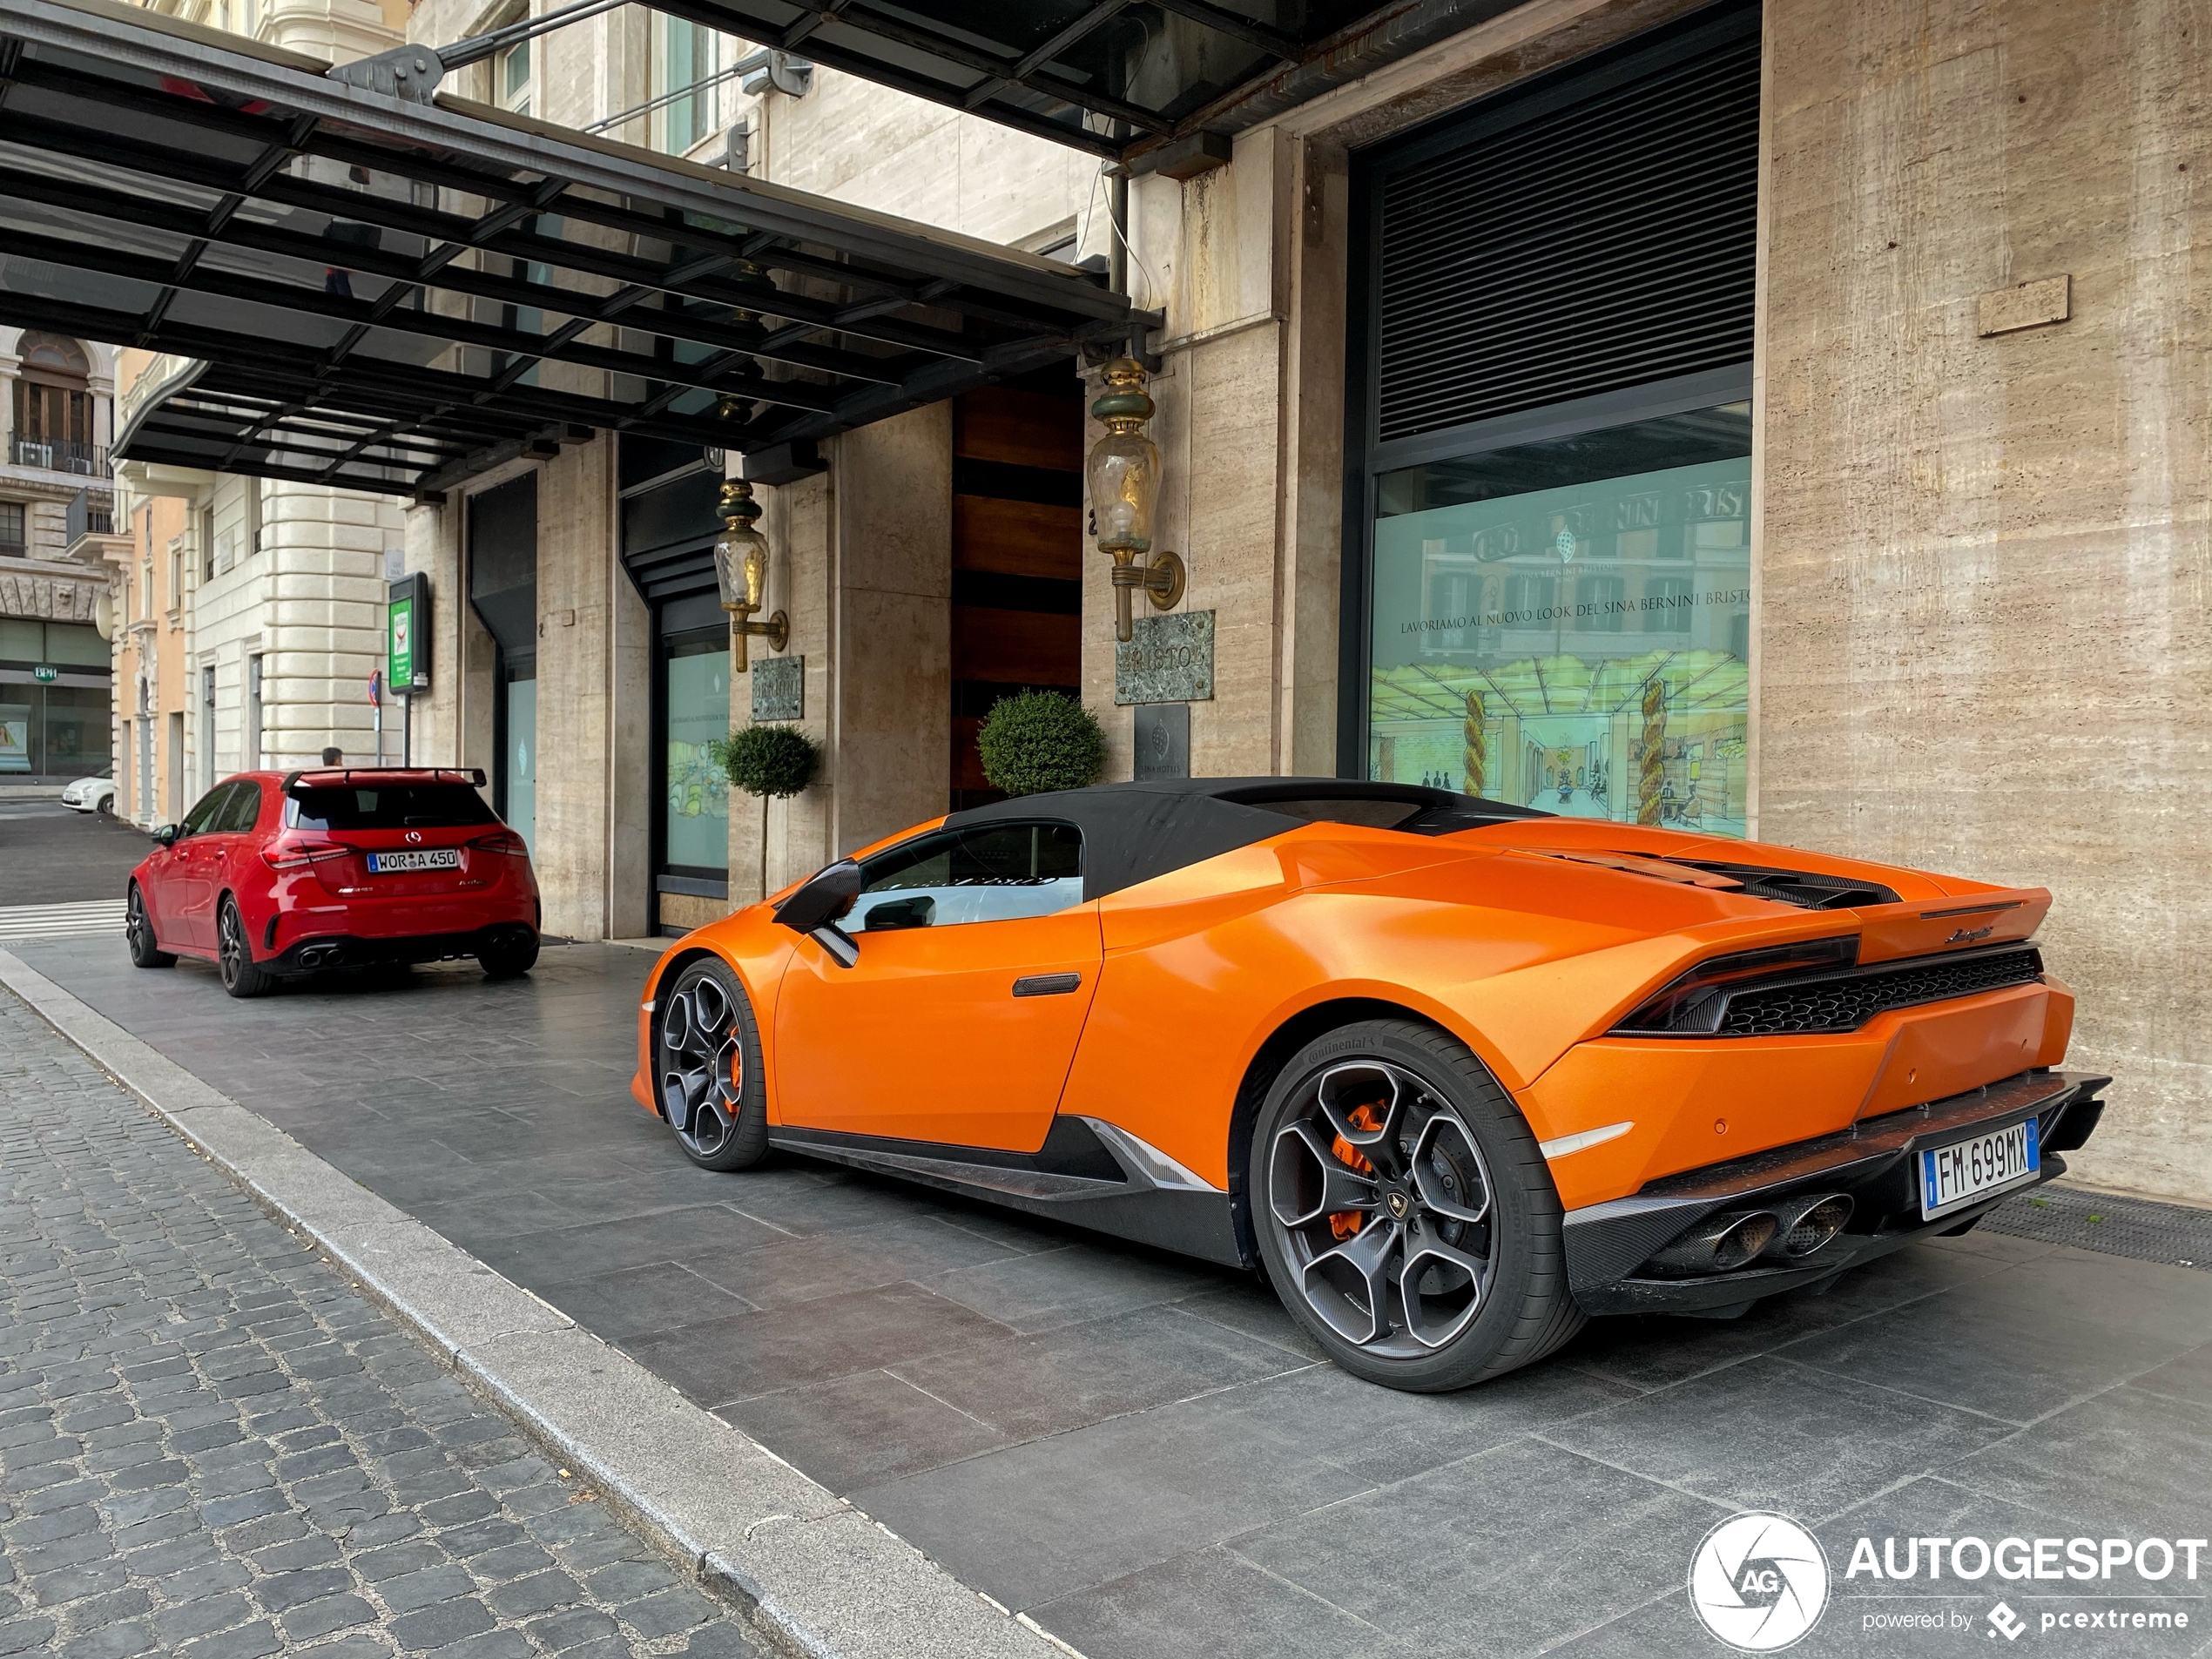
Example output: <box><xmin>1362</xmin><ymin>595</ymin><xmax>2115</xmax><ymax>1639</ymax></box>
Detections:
<box><xmin>0</xmin><ymin>991</ymin><xmax>764</xmax><ymax>1659</ymax></box>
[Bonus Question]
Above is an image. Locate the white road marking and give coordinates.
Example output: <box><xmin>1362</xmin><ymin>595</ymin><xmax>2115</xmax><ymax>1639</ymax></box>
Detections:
<box><xmin>0</xmin><ymin>900</ymin><xmax>128</xmax><ymax>941</ymax></box>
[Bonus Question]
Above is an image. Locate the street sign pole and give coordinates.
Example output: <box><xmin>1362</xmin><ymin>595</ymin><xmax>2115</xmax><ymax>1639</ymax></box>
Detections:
<box><xmin>386</xmin><ymin>572</ymin><xmax>430</xmax><ymax>772</ymax></box>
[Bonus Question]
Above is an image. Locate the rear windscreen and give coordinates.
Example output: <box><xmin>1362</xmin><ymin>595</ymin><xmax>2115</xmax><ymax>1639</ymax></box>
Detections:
<box><xmin>287</xmin><ymin>786</ymin><xmax>498</xmax><ymax>832</ymax></box>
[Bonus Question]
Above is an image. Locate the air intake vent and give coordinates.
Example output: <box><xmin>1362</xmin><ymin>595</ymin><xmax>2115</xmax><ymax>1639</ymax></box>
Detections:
<box><xmin>1371</xmin><ymin>10</ymin><xmax>1761</xmax><ymax>446</ymax></box>
<box><xmin>1715</xmin><ymin>948</ymin><xmax>2045</xmax><ymax>1036</ymax></box>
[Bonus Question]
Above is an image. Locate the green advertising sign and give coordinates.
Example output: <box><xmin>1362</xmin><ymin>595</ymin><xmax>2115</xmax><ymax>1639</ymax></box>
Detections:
<box><xmin>30</xmin><ymin>664</ymin><xmax>57</xmax><ymax>684</ymax></box>
<box><xmin>387</xmin><ymin>572</ymin><xmax>429</xmax><ymax>692</ymax></box>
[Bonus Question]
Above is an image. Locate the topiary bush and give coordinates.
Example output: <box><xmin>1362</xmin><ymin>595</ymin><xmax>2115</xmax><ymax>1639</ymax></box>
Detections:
<box><xmin>976</xmin><ymin>691</ymin><xmax>1105</xmax><ymax>797</ymax></box>
<box><xmin>712</xmin><ymin>724</ymin><xmax>821</xmax><ymax>899</ymax></box>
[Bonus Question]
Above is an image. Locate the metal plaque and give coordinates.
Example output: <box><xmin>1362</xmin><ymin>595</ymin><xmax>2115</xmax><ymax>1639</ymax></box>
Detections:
<box><xmin>752</xmin><ymin>654</ymin><xmax>805</xmax><ymax>721</ymax></box>
<box><xmin>1133</xmin><ymin>702</ymin><xmax>1190</xmax><ymax>779</ymax></box>
<box><xmin>1115</xmin><ymin>609</ymin><xmax>1214</xmax><ymax>705</ymax></box>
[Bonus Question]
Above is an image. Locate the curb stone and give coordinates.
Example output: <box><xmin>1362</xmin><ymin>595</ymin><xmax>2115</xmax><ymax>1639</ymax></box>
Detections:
<box><xmin>0</xmin><ymin>946</ymin><xmax>1069</xmax><ymax>1659</ymax></box>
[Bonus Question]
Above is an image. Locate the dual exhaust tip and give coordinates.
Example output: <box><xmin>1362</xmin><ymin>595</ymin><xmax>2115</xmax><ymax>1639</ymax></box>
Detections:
<box><xmin>297</xmin><ymin>944</ymin><xmax>344</xmax><ymax>968</ymax></box>
<box><xmin>1645</xmin><ymin>1193</ymin><xmax>1853</xmax><ymax>1278</ymax></box>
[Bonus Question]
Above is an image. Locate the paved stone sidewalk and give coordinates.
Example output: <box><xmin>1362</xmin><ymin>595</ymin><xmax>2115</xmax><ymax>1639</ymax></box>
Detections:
<box><xmin>0</xmin><ymin>991</ymin><xmax>767</xmax><ymax>1659</ymax></box>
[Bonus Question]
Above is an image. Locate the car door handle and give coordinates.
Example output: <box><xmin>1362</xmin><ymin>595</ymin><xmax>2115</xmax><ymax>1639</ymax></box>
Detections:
<box><xmin>1012</xmin><ymin>973</ymin><xmax>1082</xmax><ymax>998</ymax></box>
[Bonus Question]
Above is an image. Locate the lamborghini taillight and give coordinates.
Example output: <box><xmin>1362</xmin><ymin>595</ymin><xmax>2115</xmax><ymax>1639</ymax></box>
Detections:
<box><xmin>1613</xmin><ymin>935</ymin><xmax>1860</xmax><ymax>1035</ymax></box>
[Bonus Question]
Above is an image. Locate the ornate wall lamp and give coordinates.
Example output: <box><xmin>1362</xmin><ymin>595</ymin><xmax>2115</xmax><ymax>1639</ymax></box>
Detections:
<box><xmin>712</xmin><ymin>478</ymin><xmax>788</xmax><ymax>671</ymax></box>
<box><xmin>1086</xmin><ymin>357</ymin><xmax>1184</xmax><ymax>642</ymax></box>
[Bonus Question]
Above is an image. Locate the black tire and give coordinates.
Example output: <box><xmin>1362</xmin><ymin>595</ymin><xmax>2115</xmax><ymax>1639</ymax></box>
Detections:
<box><xmin>477</xmin><ymin>927</ymin><xmax>540</xmax><ymax>981</ymax></box>
<box><xmin>652</xmin><ymin>957</ymin><xmax>770</xmax><ymax>1171</ymax></box>
<box><xmin>1250</xmin><ymin>1018</ymin><xmax>1584</xmax><ymax>1392</ymax></box>
<box><xmin>216</xmin><ymin>896</ymin><xmax>274</xmax><ymax>999</ymax></box>
<box><xmin>125</xmin><ymin>883</ymin><xmax>175</xmax><ymax>968</ymax></box>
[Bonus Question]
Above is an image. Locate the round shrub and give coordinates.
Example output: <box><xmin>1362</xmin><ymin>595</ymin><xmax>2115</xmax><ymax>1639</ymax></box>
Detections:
<box><xmin>713</xmin><ymin>724</ymin><xmax>821</xmax><ymax>900</ymax></box>
<box><xmin>715</xmin><ymin>723</ymin><xmax>820</xmax><ymax>800</ymax></box>
<box><xmin>977</xmin><ymin>691</ymin><xmax>1105</xmax><ymax>797</ymax></box>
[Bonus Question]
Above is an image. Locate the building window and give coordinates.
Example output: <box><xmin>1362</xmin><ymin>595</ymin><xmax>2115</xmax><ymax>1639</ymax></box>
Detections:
<box><xmin>11</xmin><ymin>334</ymin><xmax>98</xmax><ymax>474</ymax></box>
<box><xmin>660</xmin><ymin>624</ymin><xmax>731</xmax><ymax>875</ymax></box>
<box><xmin>662</xmin><ymin>19</ymin><xmax>712</xmax><ymax>153</ymax></box>
<box><xmin>497</xmin><ymin>36</ymin><xmax>531</xmax><ymax>115</ymax></box>
<box><xmin>200</xmin><ymin>504</ymin><xmax>215</xmax><ymax>581</ymax></box>
<box><xmin>0</xmin><ymin>621</ymin><xmax>112</xmax><ymax>779</ymax></box>
<box><xmin>168</xmin><ymin>540</ymin><xmax>183</xmax><ymax>610</ymax></box>
<box><xmin>0</xmin><ymin>502</ymin><xmax>24</xmax><ymax>555</ymax></box>
<box><xmin>1354</xmin><ymin>1</ymin><xmax>1757</xmax><ymax>837</ymax></box>
<box><xmin>1368</xmin><ymin>408</ymin><xmax>1752</xmax><ymax>833</ymax></box>
<box><xmin>246</xmin><ymin>653</ymin><xmax>264</xmax><ymax>765</ymax></box>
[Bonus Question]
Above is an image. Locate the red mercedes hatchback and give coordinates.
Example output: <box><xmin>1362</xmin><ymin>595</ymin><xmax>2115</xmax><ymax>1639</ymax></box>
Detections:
<box><xmin>126</xmin><ymin>767</ymin><xmax>540</xmax><ymax>998</ymax></box>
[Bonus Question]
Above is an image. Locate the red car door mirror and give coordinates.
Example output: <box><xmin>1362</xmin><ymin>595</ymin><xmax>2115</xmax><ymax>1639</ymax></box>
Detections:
<box><xmin>151</xmin><ymin>823</ymin><xmax>181</xmax><ymax>846</ymax></box>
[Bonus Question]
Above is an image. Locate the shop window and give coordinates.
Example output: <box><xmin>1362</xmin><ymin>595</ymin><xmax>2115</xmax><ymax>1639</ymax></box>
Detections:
<box><xmin>1367</xmin><ymin>406</ymin><xmax>1751</xmax><ymax>835</ymax></box>
<box><xmin>659</xmin><ymin>625</ymin><xmax>730</xmax><ymax>876</ymax></box>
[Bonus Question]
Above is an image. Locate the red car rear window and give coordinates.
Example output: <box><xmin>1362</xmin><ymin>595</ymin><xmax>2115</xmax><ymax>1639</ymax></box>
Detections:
<box><xmin>287</xmin><ymin>785</ymin><xmax>498</xmax><ymax>832</ymax></box>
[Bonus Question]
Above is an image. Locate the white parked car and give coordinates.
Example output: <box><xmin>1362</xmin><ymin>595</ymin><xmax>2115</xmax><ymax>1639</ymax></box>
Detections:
<box><xmin>61</xmin><ymin>772</ymin><xmax>116</xmax><ymax>813</ymax></box>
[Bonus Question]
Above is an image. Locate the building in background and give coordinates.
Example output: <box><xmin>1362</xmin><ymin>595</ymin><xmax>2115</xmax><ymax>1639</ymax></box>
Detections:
<box><xmin>0</xmin><ymin>328</ymin><xmax>118</xmax><ymax>786</ymax></box>
<box><xmin>103</xmin><ymin>430</ymin><xmax>194</xmax><ymax>828</ymax></box>
<box><xmin>27</xmin><ymin>0</ymin><xmax>2211</xmax><ymax>1210</ymax></box>
<box><xmin>116</xmin><ymin>354</ymin><xmax>406</xmax><ymax>796</ymax></box>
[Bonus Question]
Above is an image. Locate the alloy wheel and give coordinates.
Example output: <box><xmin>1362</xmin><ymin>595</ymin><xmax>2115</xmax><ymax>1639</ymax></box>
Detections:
<box><xmin>1264</xmin><ymin>1058</ymin><xmax>1500</xmax><ymax>1358</ymax></box>
<box><xmin>218</xmin><ymin>904</ymin><xmax>246</xmax><ymax>988</ymax></box>
<box><xmin>127</xmin><ymin>889</ymin><xmax>148</xmax><ymax>954</ymax></box>
<box><xmin>658</xmin><ymin>974</ymin><xmax>744</xmax><ymax>1158</ymax></box>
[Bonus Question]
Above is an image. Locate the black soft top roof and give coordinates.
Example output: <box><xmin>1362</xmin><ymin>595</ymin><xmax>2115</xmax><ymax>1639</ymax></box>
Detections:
<box><xmin>942</xmin><ymin>779</ymin><xmax>1553</xmax><ymax>903</ymax></box>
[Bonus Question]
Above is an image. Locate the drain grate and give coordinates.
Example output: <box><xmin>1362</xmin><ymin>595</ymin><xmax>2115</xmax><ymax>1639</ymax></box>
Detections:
<box><xmin>1980</xmin><ymin>1182</ymin><xmax>2212</xmax><ymax>1271</ymax></box>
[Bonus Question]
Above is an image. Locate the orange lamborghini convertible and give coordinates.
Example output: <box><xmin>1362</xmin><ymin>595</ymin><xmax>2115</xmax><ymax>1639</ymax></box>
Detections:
<box><xmin>629</xmin><ymin>779</ymin><xmax>2104</xmax><ymax>1392</ymax></box>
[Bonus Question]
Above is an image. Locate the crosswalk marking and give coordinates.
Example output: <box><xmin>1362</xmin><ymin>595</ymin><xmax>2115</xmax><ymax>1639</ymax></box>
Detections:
<box><xmin>0</xmin><ymin>900</ymin><xmax>127</xmax><ymax>942</ymax></box>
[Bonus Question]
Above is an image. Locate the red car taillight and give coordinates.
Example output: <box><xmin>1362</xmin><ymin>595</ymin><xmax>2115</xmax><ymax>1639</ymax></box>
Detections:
<box><xmin>469</xmin><ymin>829</ymin><xmax>530</xmax><ymax>857</ymax></box>
<box><xmin>260</xmin><ymin>839</ymin><xmax>352</xmax><ymax>872</ymax></box>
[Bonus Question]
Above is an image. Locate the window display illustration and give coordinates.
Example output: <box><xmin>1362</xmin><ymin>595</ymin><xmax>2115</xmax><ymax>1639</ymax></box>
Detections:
<box><xmin>1369</xmin><ymin>405</ymin><xmax>1751</xmax><ymax>837</ymax></box>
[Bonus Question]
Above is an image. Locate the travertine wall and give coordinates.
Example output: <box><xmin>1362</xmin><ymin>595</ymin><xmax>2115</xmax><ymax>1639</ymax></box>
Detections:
<box><xmin>731</xmin><ymin>470</ymin><xmax>836</xmax><ymax>901</ymax></box>
<box><xmin>1758</xmin><ymin>0</ymin><xmax>2212</xmax><ymax>1202</ymax></box>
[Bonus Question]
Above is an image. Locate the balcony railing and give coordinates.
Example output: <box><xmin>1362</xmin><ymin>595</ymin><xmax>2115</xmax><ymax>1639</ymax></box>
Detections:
<box><xmin>65</xmin><ymin>489</ymin><xmax>113</xmax><ymax>545</ymax></box>
<box><xmin>10</xmin><ymin>437</ymin><xmax>107</xmax><ymax>475</ymax></box>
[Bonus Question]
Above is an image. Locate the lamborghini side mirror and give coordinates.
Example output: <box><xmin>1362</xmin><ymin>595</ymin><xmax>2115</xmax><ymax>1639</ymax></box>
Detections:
<box><xmin>773</xmin><ymin>860</ymin><xmax>862</xmax><ymax>935</ymax></box>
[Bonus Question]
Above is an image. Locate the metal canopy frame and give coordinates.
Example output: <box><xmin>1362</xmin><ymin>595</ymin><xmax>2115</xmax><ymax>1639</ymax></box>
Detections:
<box><xmin>0</xmin><ymin>0</ymin><xmax>1149</xmax><ymax>499</ymax></box>
<box><xmin>649</xmin><ymin>0</ymin><xmax>1381</xmax><ymax>163</ymax></box>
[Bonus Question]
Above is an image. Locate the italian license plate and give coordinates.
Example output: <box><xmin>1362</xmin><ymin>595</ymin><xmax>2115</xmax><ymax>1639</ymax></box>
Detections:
<box><xmin>367</xmin><ymin>849</ymin><xmax>460</xmax><ymax>873</ymax></box>
<box><xmin>1919</xmin><ymin>1117</ymin><xmax>2040</xmax><ymax>1219</ymax></box>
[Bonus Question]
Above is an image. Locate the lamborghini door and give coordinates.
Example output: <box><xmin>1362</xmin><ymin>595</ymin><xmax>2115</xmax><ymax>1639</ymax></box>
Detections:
<box><xmin>772</xmin><ymin>820</ymin><xmax>1099</xmax><ymax>1152</ymax></box>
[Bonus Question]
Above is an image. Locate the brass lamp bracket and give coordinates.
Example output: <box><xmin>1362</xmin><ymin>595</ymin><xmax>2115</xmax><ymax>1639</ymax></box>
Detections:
<box><xmin>730</xmin><ymin>610</ymin><xmax>787</xmax><ymax>672</ymax></box>
<box><xmin>1108</xmin><ymin>550</ymin><xmax>1185</xmax><ymax>641</ymax></box>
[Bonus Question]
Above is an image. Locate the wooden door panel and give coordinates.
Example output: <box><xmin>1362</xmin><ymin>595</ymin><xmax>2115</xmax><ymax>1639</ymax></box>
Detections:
<box><xmin>952</xmin><ymin>607</ymin><xmax>1080</xmax><ymax>685</ymax></box>
<box><xmin>954</xmin><ymin>496</ymin><xmax>1082</xmax><ymax>579</ymax></box>
<box><xmin>954</xmin><ymin>388</ymin><xmax>1082</xmax><ymax>470</ymax></box>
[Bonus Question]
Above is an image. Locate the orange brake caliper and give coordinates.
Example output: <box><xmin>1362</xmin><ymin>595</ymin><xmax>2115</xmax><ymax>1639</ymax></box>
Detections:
<box><xmin>1327</xmin><ymin>1102</ymin><xmax>1383</xmax><ymax>1238</ymax></box>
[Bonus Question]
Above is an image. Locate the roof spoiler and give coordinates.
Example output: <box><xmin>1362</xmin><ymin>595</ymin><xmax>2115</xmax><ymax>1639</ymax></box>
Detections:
<box><xmin>280</xmin><ymin>766</ymin><xmax>489</xmax><ymax>793</ymax></box>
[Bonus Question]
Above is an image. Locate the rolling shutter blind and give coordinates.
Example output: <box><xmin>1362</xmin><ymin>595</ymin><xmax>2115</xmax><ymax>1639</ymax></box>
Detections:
<box><xmin>1373</xmin><ymin>13</ymin><xmax>1760</xmax><ymax>446</ymax></box>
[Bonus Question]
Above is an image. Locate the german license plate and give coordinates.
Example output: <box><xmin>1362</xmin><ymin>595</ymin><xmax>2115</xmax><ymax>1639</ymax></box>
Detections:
<box><xmin>1919</xmin><ymin>1117</ymin><xmax>2040</xmax><ymax>1219</ymax></box>
<box><xmin>367</xmin><ymin>849</ymin><xmax>460</xmax><ymax>873</ymax></box>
